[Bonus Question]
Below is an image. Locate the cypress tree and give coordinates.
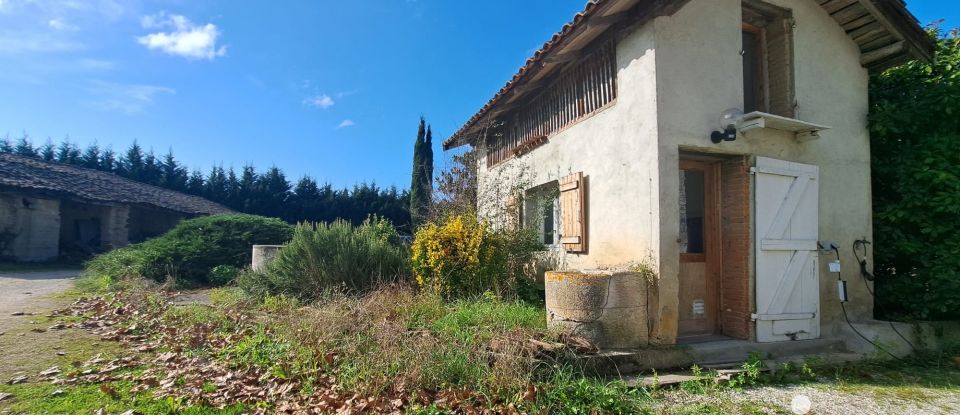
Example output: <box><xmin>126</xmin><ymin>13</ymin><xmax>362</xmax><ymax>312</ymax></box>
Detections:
<box><xmin>409</xmin><ymin>117</ymin><xmax>433</xmax><ymax>229</ymax></box>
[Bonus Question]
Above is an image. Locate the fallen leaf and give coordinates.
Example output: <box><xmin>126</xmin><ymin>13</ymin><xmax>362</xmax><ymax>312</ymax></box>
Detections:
<box><xmin>30</xmin><ymin>328</ymin><xmax>47</xmax><ymax>333</ymax></box>
<box><xmin>10</xmin><ymin>312</ymin><xmax>24</xmax><ymax>316</ymax></box>
<box><xmin>522</xmin><ymin>384</ymin><xmax>538</xmax><ymax>402</ymax></box>
<box><xmin>0</xmin><ymin>392</ymin><xmax>12</xmax><ymax>401</ymax></box>
<box><xmin>100</xmin><ymin>383</ymin><xmax>119</xmax><ymax>398</ymax></box>
<box><xmin>40</xmin><ymin>366</ymin><xmax>61</xmax><ymax>377</ymax></box>
<box><xmin>56</xmin><ymin>351</ymin><xmax>67</xmax><ymax>356</ymax></box>
<box><xmin>50</xmin><ymin>389</ymin><xmax>66</xmax><ymax>397</ymax></box>
<box><xmin>7</xmin><ymin>375</ymin><xmax>27</xmax><ymax>385</ymax></box>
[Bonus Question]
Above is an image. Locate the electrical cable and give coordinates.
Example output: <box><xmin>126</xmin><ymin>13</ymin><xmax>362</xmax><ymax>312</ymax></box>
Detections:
<box><xmin>852</xmin><ymin>239</ymin><xmax>917</xmax><ymax>353</ymax></box>
<box><xmin>833</xmin><ymin>247</ymin><xmax>908</xmax><ymax>363</ymax></box>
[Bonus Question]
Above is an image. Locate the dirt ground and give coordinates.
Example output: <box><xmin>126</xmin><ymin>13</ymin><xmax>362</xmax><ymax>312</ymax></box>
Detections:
<box><xmin>0</xmin><ymin>270</ymin><xmax>81</xmax><ymax>334</ymax></box>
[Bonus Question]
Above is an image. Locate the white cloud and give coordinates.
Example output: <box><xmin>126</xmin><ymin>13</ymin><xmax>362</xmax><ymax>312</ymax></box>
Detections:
<box><xmin>48</xmin><ymin>18</ymin><xmax>78</xmax><ymax>31</ymax></box>
<box><xmin>86</xmin><ymin>80</ymin><xmax>175</xmax><ymax>113</ymax></box>
<box><xmin>136</xmin><ymin>12</ymin><xmax>226</xmax><ymax>60</ymax></box>
<box><xmin>337</xmin><ymin>119</ymin><xmax>355</xmax><ymax>129</ymax></box>
<box><xmin>303</xmin><ymin>94</ymin><xmax>334</xmax><ymax>109</ymax></box>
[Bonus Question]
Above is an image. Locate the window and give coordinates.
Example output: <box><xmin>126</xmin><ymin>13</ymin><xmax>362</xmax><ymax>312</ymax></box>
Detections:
<box><xmin>679</xmin><ymin>169</ymin><xmax>705</xmax><ymax>254</ymax></box>
<box><xmin>524</xmin><ymin>183</ymin><xmax>560</xmax><ymax>247</ymax></box>
<box><xmin>742</xmin><ymin>1</ymin><xmax>795</xmax><ymax>118</ymax></box>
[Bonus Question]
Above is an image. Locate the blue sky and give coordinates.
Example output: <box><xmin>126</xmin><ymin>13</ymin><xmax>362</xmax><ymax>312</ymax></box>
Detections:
<box><xmin>0</xmin><ymin>1</ymin><xmax>956</xmax><ymax>188</ymax></box>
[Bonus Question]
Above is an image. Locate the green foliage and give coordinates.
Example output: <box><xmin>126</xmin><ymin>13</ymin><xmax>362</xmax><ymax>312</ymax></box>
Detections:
<box><xmin>85</xmin><ymin>214</ymin><xmax>293</xmax><ymax>287</ymax></box>
<box><xmin>239</xmin><ymin>217</ymin><xmax>408</xmax><ymax>299</ymax></box>
<box><xmin>208</xmin><ymin>265</ymin><xmax>240</xmax><ymax>286</ymax></box>
<box><xmin>410</xmin><ymin>215</ymin><xmax>542</xmax><ymax>299</ymax></box>
<box><xmin>727</xmin><ymin>352</ymin><xmax>764</xmax><ymax>389</ymax></box>
<box><xmin>525</xmin><ymin>368</ymin><xmax>654</xmax><ymax>415</ymax></box>
<box><xmin>410</xmin><ymin>117</ymin><xmax>434</xmax><ymax>229</ymax></box>
<box><xmin>869</xmin><ymin>29</ymin><xmax>960</xmax><ymax>320</ymax></box>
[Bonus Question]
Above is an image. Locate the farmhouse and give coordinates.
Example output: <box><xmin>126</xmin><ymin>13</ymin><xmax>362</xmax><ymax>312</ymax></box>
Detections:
<box><xmin>445</xmin><ymin>0</ymin><xmax>933</xmax><ymax>353</ymax></box>
<box><xmin>0</xmin><ymin>153</ymin><xmax>232</xmax><ymax>262</ymax></box>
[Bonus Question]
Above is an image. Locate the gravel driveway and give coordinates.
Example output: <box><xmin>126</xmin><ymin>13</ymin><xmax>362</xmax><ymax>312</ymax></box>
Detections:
<box><xmin>0</xmin><ymin>270</ymin><xmax>81</xmax><ymax>333</ymax></box>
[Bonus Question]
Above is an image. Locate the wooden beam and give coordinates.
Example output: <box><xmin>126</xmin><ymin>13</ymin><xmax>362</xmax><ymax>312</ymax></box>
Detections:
<box><xmin>542</xmin><ymin>50</ymin><xmax>583</xmax><ymax>64</ymax></box>
<box><xmin>586</xmin><ymin>9</ymin><xmax>634</xmax><ymax>29</ymax></box>
<box><xmin>861</xmin><ymin>40</ymin><xmax>906</xmax><ymax>66</ymax></box>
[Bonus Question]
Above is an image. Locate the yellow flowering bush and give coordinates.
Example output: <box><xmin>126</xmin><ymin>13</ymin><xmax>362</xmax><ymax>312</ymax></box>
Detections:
<box><xmin>412</xmin><ymin>214</ymin><xmax>542</xmax><ymax>299</ymax></box>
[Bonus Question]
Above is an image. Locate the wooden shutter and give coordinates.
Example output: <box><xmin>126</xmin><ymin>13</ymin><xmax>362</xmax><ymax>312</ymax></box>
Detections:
<box><xmin>766</xmin><ymin>17</ymin><xmax>795</xmax><ymax>118</ymax></box>
<box><xmin>753</xmin><ymin>157</ymin><xmax>819</xmax><ymax>343</ymax></box>
<box><xmin>559</xmin><ymin>172</ymin><xmax>586</xmax><ymax>253</ymax></box>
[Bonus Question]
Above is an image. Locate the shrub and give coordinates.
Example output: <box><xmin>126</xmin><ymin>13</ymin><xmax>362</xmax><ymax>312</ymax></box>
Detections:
<box><xmin>870</xmin><ymin>29</ymin><xmax>960</xmax><ymax>320</ymax></box>
<box><xmin>85</xmin><ymin>214</ymin><xmax>293</xmax><ymax>288</ymax></box>
<box><xmin>240</xmin><ymin>216</ymin><xmax>408</xmax><ymax>299</ymax></box>
<box><xmin>209</xmin><ymin>265</ymin><xmax>241</xmax><ymax>286</ymax></box>
<box><xmin>411</xmin><ymin>215</ymin><xmax>541</xmax><ymax>299</ymax></box>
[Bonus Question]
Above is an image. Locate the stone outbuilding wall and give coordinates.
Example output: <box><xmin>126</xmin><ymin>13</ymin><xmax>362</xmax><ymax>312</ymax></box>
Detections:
<box><xmin>0</xmin><ymin>192</ymin><xmax>61</xmax><ymax>262</ymax></box>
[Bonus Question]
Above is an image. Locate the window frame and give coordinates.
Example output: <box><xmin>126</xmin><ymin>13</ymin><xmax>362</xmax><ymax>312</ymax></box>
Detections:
<box><xmin>742</xmin><ymin>1</ymin><xmax>795</xmax><ymax>118</ymax></box>
<box><xmin>524</xmin><ymin>183</ymin><xmax>562</xmax><ymax>249</ymax></box>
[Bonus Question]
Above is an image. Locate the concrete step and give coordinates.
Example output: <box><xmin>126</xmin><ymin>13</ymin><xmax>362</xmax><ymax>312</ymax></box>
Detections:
<box><xmin>579</xmin><ymin>337</ymin><xmax>849</xmax><ymax>376</ymax></box>
<box><xmin>616</xmin><ymin>351</ymin><xmax>863</xmax><ymax>388</ymax></box>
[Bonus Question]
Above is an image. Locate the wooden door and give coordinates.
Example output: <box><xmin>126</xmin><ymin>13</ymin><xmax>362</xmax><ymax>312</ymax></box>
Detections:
<box><xmin>678</xmin><ymin>160</ymin><xmax>721</xmax><ymax>338</ymax></box>
<box><xmin>754</xmin><ymin>157</ymin><xmax>820</xmax><ymax>342</ymax></box>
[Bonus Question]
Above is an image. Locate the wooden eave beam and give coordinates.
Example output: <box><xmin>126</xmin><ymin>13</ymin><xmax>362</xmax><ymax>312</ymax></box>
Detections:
<box><xmin>855</xmin><ymin>0</ymin><xmax>934</xmax><ymax>63</ymax></box>
<box><xmin>861</xmin><ymin>40</ymin><xmax>906</xmax><ymax>66</ymax></box>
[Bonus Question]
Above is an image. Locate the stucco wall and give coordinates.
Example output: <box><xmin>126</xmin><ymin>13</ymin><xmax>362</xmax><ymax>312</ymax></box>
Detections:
<box><xmin>652</xmin><ymin>0</ymin><xmax>875</xmax><ymax>342</ymax></box>
<box><xmin>0</xmin><ymin>192</ymin><xmax>61</xmax><ymax>262</ymax></box>
<box><xmin>478</xmin><ymin>21</ymin><xmax>662</xmax><ymax>272</ymax></box>
<box><xmin>478</xmin><ymin>0</ymin><xmax>876</xmax><ymax>346</ymax></box>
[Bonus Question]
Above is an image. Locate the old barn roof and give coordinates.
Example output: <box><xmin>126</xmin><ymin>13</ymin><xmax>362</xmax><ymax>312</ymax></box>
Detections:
<box><xmin>0</xmin><ymin>153</ymin><xmax>233</xmax><ymax>215</ymax></box>
<box><xmin>444</xmin><ymin>0</ymin><xmax>935</xmax><ymax>150</ymax></box>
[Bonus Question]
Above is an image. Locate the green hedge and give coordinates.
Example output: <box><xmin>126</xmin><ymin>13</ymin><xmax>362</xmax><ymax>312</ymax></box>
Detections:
<box><xmin>870</xmin><ymin>30</ymin><xmax>960</xmax><ymax>320</ymax></box>
<box><xmin>86</xmin><ymin>214</ymin><xmax>293</xmax><ymax>287</ymax></box>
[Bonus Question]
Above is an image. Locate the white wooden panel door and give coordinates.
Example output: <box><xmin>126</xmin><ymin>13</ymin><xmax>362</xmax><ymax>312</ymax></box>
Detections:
<box><xmin>754</xmin><ymin>157</ymin><xmax>820</xmax><ymax>342</ymax></box>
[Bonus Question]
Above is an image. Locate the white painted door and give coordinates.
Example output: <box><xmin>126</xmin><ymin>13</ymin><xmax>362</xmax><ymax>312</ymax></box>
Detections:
<box><xmin>754</xmin><ymin>157</ymin><xmax>820</xmax><ymax>343</ymax></box>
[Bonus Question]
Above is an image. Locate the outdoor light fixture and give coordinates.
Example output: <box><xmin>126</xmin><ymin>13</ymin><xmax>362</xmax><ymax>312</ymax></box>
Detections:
<box><xmin>710</xmin><ymin>108</ymin><xmax>744</xmax><ymax>144</ymax></box>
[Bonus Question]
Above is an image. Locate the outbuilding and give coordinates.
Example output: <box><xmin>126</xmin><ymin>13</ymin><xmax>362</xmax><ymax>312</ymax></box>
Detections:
<box><xmin>444</xmin><ymin>0</ymin><xmax>934</xmax><ymax>358</ymax></box>
<box><xmin>0</xmin><ymin>153</ymin><xmax>232</xmax><ymax>262</ymax></box>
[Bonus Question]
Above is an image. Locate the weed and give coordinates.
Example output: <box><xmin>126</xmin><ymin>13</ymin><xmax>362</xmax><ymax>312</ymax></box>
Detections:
<box><xmin>728</xmin><ymin>352</ymin><xmax>764</xmax><ymax>389</ymax></box>
<box><xmin>524</xmin><ymin>367</ymin><xmax>655</xmax><ymax>414</ymax></box>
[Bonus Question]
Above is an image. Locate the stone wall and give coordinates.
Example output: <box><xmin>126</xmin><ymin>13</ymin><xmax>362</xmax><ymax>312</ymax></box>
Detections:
<box><xmin>0</xmin><ymin>192</ymin><xmax>61</xmax><ymax>262</ymax></box>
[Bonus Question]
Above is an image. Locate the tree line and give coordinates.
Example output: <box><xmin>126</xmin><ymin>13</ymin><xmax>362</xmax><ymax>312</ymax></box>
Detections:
<box><xmin>0</xmin><ymin>134</ymin><xmax>411</xmax><ymax>231</ymax></box>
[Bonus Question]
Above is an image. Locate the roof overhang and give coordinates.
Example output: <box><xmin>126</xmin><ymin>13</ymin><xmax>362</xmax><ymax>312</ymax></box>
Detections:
<box><xmin>444</xmin><ymin>0</ymin><xmax>935</xmax><ymax>151</ymax></box>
